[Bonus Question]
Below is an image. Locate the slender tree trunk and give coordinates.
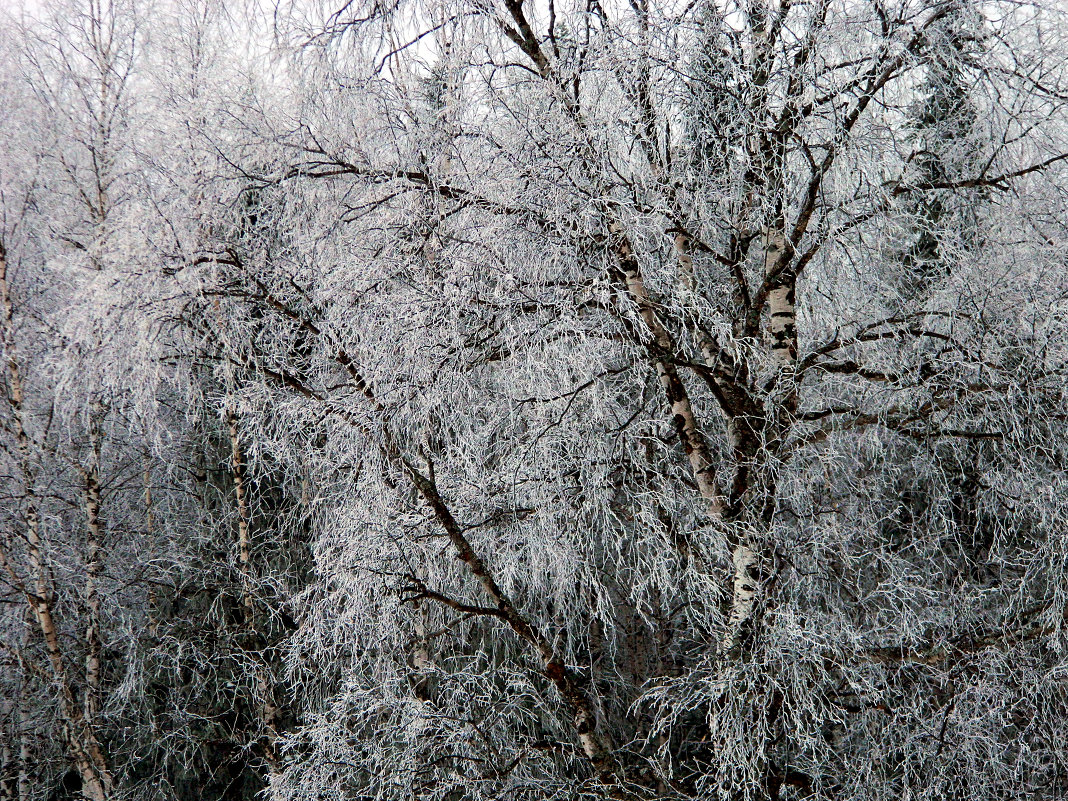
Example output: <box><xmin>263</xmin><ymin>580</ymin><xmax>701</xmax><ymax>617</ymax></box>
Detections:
<box><xmin>1</xmin><ymin>246</ymin><xmax>113</xmax><ymax>801</ymax></box>
<box><xmin>1</xmin><ymin>730</ymin><xmax>13</xmax><ymax>801</ymax></box>
<box><xmin>144</xmin><ymin>463</ymin><xmax>158</xmax><ymax>637</ymax></box>
<box><xmin>83</xmin><ymin>423</ymin><xmax>104</xmax><ymax>727</ymax></box>
<box><xmin>226</xmin><ymin>408</ymin><xmax>282</xmax><ymax>786</ymax></box>
<box><xmin>227</xmin><ymin>408</ymin><xmax>255</xmax><ymax>623</ymax></box>
<box><xmin>27</xmin><ymin>506</ymin><xmax>112</xmax><ymax>801</ymax></box>
<box><xmin>17</xmin><ymin>610</ymin><xmax>32</xmax><ymax>801</ymax></box>
<box><xmin>17</xmin><ymin>693</ymin><xmax>30</xmax><ymax>801</ymax></box>
<box><xmin>612</xmin><ymin>222</ymin><xmax>722</xmax><ymax>520</ymax></box>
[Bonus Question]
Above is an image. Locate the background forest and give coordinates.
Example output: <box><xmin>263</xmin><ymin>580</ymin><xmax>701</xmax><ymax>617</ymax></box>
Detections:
<box><xmin>3</xmin><ymin>0</ymin><xmax>1068</xmax><ymax>799</ymax></box>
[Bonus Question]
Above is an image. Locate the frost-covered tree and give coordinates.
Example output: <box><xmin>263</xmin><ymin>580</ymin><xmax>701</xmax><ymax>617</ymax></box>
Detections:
<box><xmin>0</xmin><ymin>1</ymin><xmax>306</xmax><ymax>798</ymax></box>
<box><xmin>5</xmin><ymin>1</ymin><xmax>1068</xmax><ymax>800</ymax></box>
<box><xmin>898</xmin><ymin>0</ymin><xmax>988</xmax><ymax>292</ymax></box>
<box><xmin>0</xmin><ymin>0</ymin><xmax>142</xmax><ymax>790</ymax></box>
<box><xmin>203</xmin><ymin>1</ymin><xmax>1068</xmax><ymax>799</ymax></box>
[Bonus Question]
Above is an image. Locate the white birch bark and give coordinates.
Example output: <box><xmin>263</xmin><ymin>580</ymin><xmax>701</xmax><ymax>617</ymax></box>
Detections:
<box><xmin>1</xmin><ymin>247</ymin><xmax>113</xmax><ymax>801</ymax></box>
<box><xmin>82</xmin><ymin>415</ymin><xmax>104</xmax><ymax>728</ymax></box>
<box><xmin>672</xmin><ymin>232</ymin><xmax>767</xmax><ymax>655</ymax></box>
<box><xmin>763</xmin><ymin>226</ymin><xmax>795</xmax><ymax>369</ymax></box>
<box><xmin>227</xmin><ymin>408</ymin><xmax>255</xmax><ymax>623</ymax></box>
<box><xmin>717</xmin><ymin>225</ymin><xmax>794</xmax><ymax>655</ymax></box>
<box><xmin>614</xmin><ymin>222</ymin><xmax>723</xmax><ymax>520</ymax></box>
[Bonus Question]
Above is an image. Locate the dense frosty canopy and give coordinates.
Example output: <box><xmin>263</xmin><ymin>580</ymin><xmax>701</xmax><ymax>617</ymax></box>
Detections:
<box><xmin>3</xmin><ymin>1</ymin><xmax>1068</xmax><ymax>799</ymax></box>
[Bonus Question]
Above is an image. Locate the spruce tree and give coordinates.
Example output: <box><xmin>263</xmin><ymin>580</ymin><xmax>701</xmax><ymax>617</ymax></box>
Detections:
<box><xmin>901</xmin><ymin>0</ymin><xmax>987</xmax><ymax>291</ymax></box>
<box><xmin>685</xmin><ymin>3</ymin><xmax>740</xmax><ymax>183</ymax></box>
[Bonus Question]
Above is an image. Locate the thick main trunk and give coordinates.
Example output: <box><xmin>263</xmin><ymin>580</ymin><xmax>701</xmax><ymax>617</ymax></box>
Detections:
<box><xmin>721</xmin><ymin>224</ymin><xmax>798</xmax><ymax>654</ymax></box>
<box><xmin>763</xmin><ymin>226</ymin><xmax>796</xmax><ymax>369</ymax></box>
<box><xmin>671</xmin><ymin>231</ymin><xmax>772</xmax><ymax>655</ymax></box>
<box><xmin>721</xmin><ymin>544</ymin><xmax>761</xmax><ymax>655</ymax></box>
<box><xmin>410</xmin><ymin>597</ymin><xmax>436</xmax><ymax>702</ymax></box>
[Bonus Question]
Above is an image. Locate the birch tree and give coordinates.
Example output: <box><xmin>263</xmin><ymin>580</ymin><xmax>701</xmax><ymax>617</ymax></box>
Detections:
<box><xmin>4</xmin><ymin>0</ymin><xmax>1068</xmax><ymax>799</ymax></box>
<box><xmin>0</xmin><ymin>2</ymin><xmax>249</xmax><ymax>797</ymax></box>
<box><xmin>190</xmin><ymin>0</ymin><xmax>1068</xmax><ymax>798</ymax></box>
